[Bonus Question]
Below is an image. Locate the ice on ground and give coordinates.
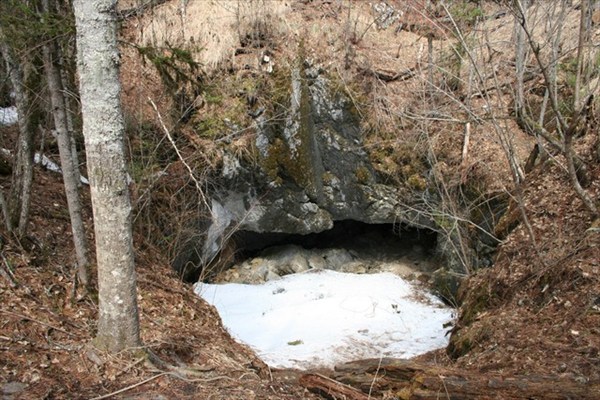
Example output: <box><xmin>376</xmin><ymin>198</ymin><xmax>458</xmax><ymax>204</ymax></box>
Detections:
<box><xmin>33</xmin><ymin>153</ymin><xmax>89</xmax><ymax>185</ymax></box>
<box><xmin>0</xmin><ymin>107</ymin><xmax>18</xmax><ymax>126</ymax></box>
<box><xmin>195</xmin><ymin>269</ymin><xmax>454</xmax><ymax>369</ymax></box>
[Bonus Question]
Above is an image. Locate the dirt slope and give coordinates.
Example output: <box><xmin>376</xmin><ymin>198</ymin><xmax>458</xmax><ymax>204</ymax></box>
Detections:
<box><xmin>447</xmin><ymin>133</ymin><xmax>600</xmax><ymax>379</ymax></box>
<box><xmin>0</xmin><ymin>138</ymin><xmax>316</xmax><ymax>398</ymax></box>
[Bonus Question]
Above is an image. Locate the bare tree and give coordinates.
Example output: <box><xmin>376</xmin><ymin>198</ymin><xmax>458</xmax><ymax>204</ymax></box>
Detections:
<box><xmin>0</xmin><ymin>27</ymin><xmax>37</xmax><ymax>237</ymax></box>
<box><xmin>73</xmin><ymin>0</ymin><xmax>141</xmax><ymax>352</ymax></box>
<box><xmin>42</xmin><ymin>0</ymin><xmax>90</xmax><ymax>288</ymax></box>
<box><xmin>514</xmin><ymin>0</ymin><xmax>529</xmax><ymax>114</ymax></box>
<box><xmin>514</xmin><ymin>1</ymin><xmax>598</xmax><ymax>217</ymax></box>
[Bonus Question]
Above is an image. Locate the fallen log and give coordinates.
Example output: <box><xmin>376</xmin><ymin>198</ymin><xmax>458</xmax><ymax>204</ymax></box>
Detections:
<box><xmin>300</xmin><ymin>358</ymin><xmax>599</xmax><ymax>399</ymax></box>
<box><xmin>357</xmin><ymin>67</ymin><xmax>416</xmax><ymax>82</ymax></box>
<box><xmin>300</xmin><ymin>373</ymin><xmax>370</xmax><ymax>400</ymax></box>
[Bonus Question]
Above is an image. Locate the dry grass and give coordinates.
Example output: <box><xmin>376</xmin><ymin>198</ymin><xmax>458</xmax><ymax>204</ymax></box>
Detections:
<box><xmin>132</xmin><ymin>0</ymin><xmax>290</xmax><ymax>69</ymax></box>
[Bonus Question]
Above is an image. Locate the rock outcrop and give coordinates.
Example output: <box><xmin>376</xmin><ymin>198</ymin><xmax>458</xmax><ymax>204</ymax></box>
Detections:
<box><xmin>199</xmin><ymin>62</ymin><xmax>433</xmax><ymax>263</ymax></box>
<box><xmin>172</xmin><ymin>59</ymin><xmax>499</xmax><ymax>286</ymax></box>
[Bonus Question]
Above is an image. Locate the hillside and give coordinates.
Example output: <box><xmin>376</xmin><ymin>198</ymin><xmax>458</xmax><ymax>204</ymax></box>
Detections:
<box><xmin>1</xmin><ymin>0</ymin><xmax>599</xmax><ymax>398</ymax></box>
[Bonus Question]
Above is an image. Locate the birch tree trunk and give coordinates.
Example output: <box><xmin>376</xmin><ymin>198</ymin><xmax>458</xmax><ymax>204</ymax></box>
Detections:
<box><xmin>73</xmin><ymin>0</ymin><xmax>141</xmax><ymax>352</ymax></box>
<box><xmin>41</xmin><ymin>9</ymin><xmax>90</xmax><ymax>288</ymax></box>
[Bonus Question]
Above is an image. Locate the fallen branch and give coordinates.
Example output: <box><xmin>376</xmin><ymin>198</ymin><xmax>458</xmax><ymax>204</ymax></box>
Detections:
<box><xmin>299</xmin><ymin>373</ymin><xmax>370</xmax><ymax>400</ymax></box>
<box><xmin>471</xmin><ymin>71</ymin><xmax>536</xmax><ymax>99</ymax></box>
<box><xmin>328</xmin><ymin>358</ymin><xmax>600</xmax><ymax>399</ymax></box>
<box><xmin>357</xmin><ymin>66</ymin><xmax>416</xmax><ymax>82</ymax></box>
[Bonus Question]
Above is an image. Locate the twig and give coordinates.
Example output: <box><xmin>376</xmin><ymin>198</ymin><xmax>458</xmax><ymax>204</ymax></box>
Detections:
<box><xmin>0</xmin><ymin>253</ymin><xmax>17</xmax><ymax>287</ymax></box>
<box><xmin>90</xmin><ymin>373</ymin><xmax>169</xmax><ymax>400</ymax></box>
<box><xmin>0</xmin><ymin>310</ymin><xmax>75</xmax><ymax>337</ymax></box>
<box><xmin>90</xmin><ymin>371</ymin><xmax>235</xmax><ymax>400</ymax></box>
<box><xmin>148</xmin><ymin>98</ymin><xmax>210</xmax><ymax>211</ymax></box>
<box><xmin>368</xmin><ymin>356</ymin><xmax>384</xmax><ymax>398</ymax></box>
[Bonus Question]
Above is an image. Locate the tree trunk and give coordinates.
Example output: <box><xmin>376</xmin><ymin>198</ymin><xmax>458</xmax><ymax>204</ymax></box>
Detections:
<box><xmin>60</xmin><ymin>61</ymin><xmax>82</xmax><ymax>187</ymax></box>
<box><xmin>574</xmin><ymin>0</ymin><xmax>593</xmax><ymax>110</ymax></box>
<box><xmin>514</xmin><ymin>0</ymin><xmax>529</xmax><ymax>113</ymax></box>
<box><xmin>42</xmin><ymin>9</ymin><xmax>90</xmax><ymax>288</ymax></box>
<box><xmin>0</xmin><ymin>36</ymin><xmax>36</xmax><ymax>238</ymax></box>
<box><xmin>73</xmin><ymin>0</ymin><xmax>140</xmax><ymax>352</ymax></box>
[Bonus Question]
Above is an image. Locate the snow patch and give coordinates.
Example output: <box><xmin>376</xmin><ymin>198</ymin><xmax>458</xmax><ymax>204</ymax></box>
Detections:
<box><xmin>33</xmin><ymin>154</ymin><xmax>89</xmax><ymax>185</ymax></box>
<box><xmin>0</xmin><ymin>107</ymin><xmax>18</xmax><ymax>126</ymax></box>
<box><xmin>34</xmin><ymin>153</ymin><xmax>63</xmax><ymax>174</ymax></box>
<box><xmin>195</xmin><ymin>269</ymin><xmax>454</xmax><ymax>369</ymax></box>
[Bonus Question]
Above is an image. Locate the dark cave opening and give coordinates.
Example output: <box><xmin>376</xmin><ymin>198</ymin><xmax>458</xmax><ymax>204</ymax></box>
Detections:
<box><xmin>231</xmin><ymin>220</ymin><xmax>438</xmax><ymax>265</ymax></box>
<box><xmin>177</xmin><ymin>219</ymin><xmax>440</xmax><ymax>283</ymax></box>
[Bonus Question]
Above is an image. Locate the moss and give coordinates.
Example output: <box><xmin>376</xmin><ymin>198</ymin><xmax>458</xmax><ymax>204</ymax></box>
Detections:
<box><xmin>194</xmin><ymin>96</ymin><xmax>246</xmax><ymax>139</ymax></box>
<box><xmin>355</xmin><ymin>166</ymin><xmax>371</xmax><ymax>184</ymax></box>
<box><xmin>260</xmin><ymin>138</ymin><xmax>286</xmax><ymax>183</ymax></box>
<box><xmin>257</xmin><ymin>47</ymin><xmax>321</xmax><ymax>195</ymax></box>
<box><xmin>322</xmin><ymin>171</ymin><xmax>336</xmax><ymax>185</ymax></box>
<box><xmin>407</xmin><ymin>174</ymin><xmax>427</xmax><ymax>191</ymax></box>
<box><xmin>327</xmin><ymin>71</ymin><xmax>369</xmax><ymax>120</ymax></box>
<box><xmin>460</xmin><ymin>281</ymin><xmax>494</xmax><ymax>326</ymax></box>
<box><xmin>447</xmin><ymin>323</ymin><xmax>491</xmax><ymax>360</ymax></box>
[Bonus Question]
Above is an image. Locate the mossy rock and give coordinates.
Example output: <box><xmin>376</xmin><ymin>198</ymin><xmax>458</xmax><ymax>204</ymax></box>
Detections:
<box><xmin>432</xmin><ymin>268</ymin><xmax>463</xmax><ymax>305</ymax></box>
<box><xmin>355</xmin><ymin>166</ymin><xmax>371</xmax><ymax>184</ymax></box>
<box><xmin>457</xmin><ymin>279</ymin><xmax>495</xmax><ymax>326</ymax></box>
<box><xmin>447</xmin><ymin>322</ymin><xmax>491</xmax><ymax>360</ymax></box>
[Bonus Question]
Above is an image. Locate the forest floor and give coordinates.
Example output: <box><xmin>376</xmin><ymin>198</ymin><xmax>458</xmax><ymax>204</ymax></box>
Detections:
<box><xmin>0</xmin><ymin>148</ymin><xmax>321</xmax><ymax>399</ymax></box>
<box><xmin>1</xmin><ymin>126</ymin><xmax>598</xmax><ymax>398</ymax></box>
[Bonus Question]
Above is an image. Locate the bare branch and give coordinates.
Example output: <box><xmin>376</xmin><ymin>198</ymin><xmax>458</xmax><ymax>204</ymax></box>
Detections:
<box><xmin>148</xmin><ymin>97</ymin><xmax>210</xmax><ymax>212</ymax></box>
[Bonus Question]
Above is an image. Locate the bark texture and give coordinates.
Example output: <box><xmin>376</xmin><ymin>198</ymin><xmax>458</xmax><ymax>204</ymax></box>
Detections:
<box><xmin>42</xmin><ymin>18</ymin><xmax>90</xmax><ymax>287</ymax></box>
<box><xmin>310</xmin><ymin>358</ymin><xmax>600</xmax><ymax>400</ymax></box>
<box><xmin>73</xmin><ymin>0</ymin><xmax>140</xmax><ymax>352</ymax></box>
<box><xmin>0</xmin><ymin>37</ymin><xmax>36</xmax><ymax>237</ymax></box>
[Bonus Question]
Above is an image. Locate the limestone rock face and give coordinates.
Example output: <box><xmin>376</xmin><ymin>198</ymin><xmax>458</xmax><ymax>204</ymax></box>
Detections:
<box><xmin>178</xmin><ymin>62</ymin><xmax>488</xmax><ymax>283</ymax></box>
<box><xmin>209</xmin><ymin>64</ymin><xmax>421</xmax><ymax>245</ymax></box>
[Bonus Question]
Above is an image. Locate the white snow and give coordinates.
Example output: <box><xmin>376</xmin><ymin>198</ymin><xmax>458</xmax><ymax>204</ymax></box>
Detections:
<box><xmin>0</xmin><ymin>106</ymin><xmax>18</xmax><ymax>126</ymax></box>
<box><xmin>34</xmin><ymin>153</ymin><xmax>62</xmax><ymax>174</ymax></box>
<box><xmin>195</xmin><ymin>269</ymin><xmax>454</xmax><ymax>369</ymax></box>
<box><xmin>33</xmin><ymin>153</ymin><xmax>89</xmax><ymax>185</ymax></box>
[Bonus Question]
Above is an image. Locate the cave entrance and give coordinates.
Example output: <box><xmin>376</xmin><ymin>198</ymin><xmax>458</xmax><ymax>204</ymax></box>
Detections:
<box><xmin>195</xmin><ymin>220</ymin><xmax>453</xmax><ymax>370</ymax></box>
<box><xmin>209</xmin><ymin>220</ymin><xmax>440</xmax><ymax>284</ymax></box>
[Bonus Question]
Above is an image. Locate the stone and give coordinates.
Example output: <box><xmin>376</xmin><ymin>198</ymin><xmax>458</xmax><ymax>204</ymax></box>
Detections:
<box><xmin>175</xmin><ymin>60</ymin><xmax>499</xmax><ymax>281</ymax></box>
<box><xmin>2</xmin><ymin>382</ymin><xmax>27</xmax><ymax>395</ymax></box>
<box><xmin>318</xmin><ymin>248</ymin><xmax>354</xmax><ymax>270</ymax></box>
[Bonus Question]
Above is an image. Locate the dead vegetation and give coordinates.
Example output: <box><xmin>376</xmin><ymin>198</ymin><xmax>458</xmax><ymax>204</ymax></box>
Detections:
<box><xmin>1</xmin><ymin>0</ymin><xmax>600</xmax><ymax>398</ymax></box>
<box><xmin>0</xmin><ymin>159</ymin><xmax>317</xmax><ymax>399</ymax></box>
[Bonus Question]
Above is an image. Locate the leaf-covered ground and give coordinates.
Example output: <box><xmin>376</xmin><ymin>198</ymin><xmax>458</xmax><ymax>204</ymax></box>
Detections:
<box><xmin>0</xmin><ymin>148</ymin><xmax>318</xmax><ymax>399</ymax></box>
